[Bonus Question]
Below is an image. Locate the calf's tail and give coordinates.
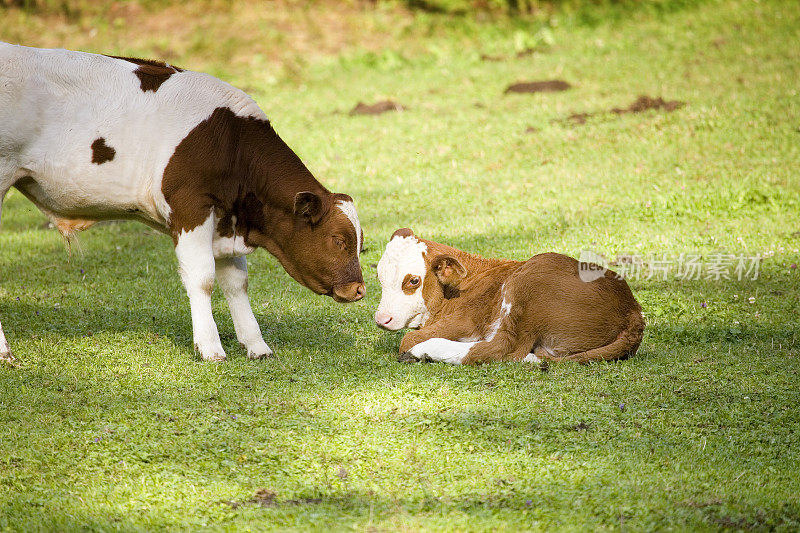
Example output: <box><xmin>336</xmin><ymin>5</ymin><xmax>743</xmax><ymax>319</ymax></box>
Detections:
<box><xmin>556</xmin><ymin>309</ymin><xmax>645</xmax><ymax>364</ymax></box>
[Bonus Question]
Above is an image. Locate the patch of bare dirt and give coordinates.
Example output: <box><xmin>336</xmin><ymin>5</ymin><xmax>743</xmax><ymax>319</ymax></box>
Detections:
<box><xmin>252</xmin><ymin>489</ymin><xmax>278</xmax><ymax>507</ymax></box>
<box><xmin>611</xmin><ymin>95</ymin><xmax>685</xmax><ymax>114</ymax></box>
<box><xmin>349</xmin><ymin>100</ymin><xmax>406</xmax><ymax>116</ymax></box>
<box><xmin>560</xmin><ymin>95</ymin><xmax>685</xmax><ymax>126</ymax></box>
<box><xmin>480</xmin><ymin>48</ymin><xmax>536</xmax><ymax>62</ymax></box>
<box><xmin>566</xmin><ymin>112</ymin><xmax>591</xmax><ymax>125</ymax></box>
<box><xmin>505</xmin><ymin>80</ymin><xmax>572</xmax><ymax>94</ymax></box>
<box><xmin>221</xmin><ymin>489</ymin><xmax>325</xmax><ymax>509</ymax></box>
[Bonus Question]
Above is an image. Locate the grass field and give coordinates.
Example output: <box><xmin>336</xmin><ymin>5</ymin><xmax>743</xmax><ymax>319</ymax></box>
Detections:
<box><xmin>1</xmin><ymin>0</ymin><xmax>799</xmax><ymax>530</ymax></box>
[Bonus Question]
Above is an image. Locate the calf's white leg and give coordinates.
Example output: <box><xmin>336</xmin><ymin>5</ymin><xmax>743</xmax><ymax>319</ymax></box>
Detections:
<box><xmin>408</xmin><ymin>338</ymin><xmax>478</xmax><ymax>365</ymax></box>
<box><xmin>215</xmin><ymin>256</ymin><xmax>272</xmax><ymax>359</ymax></box>
<box><xmin>175</xmin><ymin>215</ymin><xmax>226</xmax><ymax>361</ymax></box>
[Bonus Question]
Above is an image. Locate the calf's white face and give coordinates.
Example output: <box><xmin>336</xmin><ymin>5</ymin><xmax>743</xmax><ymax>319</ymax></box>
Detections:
<box><xmin>374</xmin><ymin>234</ymin><xmax>430</xmax><ymax>330</ymax></box>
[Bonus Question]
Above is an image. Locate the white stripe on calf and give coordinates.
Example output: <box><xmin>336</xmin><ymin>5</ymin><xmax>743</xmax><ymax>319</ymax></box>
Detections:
<box><xmin>337</xmin><ymin>200</ymin><xmax>362</xmax><ymax>253</ymax></box>
<box><xmin>408</xmin><ymin>338</ymin><xmax>477</xmax><ymax>365</ymax></box>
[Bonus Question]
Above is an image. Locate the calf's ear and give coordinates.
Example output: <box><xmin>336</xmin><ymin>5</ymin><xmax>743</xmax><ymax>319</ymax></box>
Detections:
<box><xmin>294</xmin><ymin>191</ymin><xmax>326</xmax><ymax>225</ymax></box>
<box><xmin>431</xmin><ymin>254</ymin><xmax>467</xmax><ymax>287</ymax></box>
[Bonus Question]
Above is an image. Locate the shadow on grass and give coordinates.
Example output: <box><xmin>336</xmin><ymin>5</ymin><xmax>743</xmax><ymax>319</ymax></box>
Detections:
<box><xmin>1</xmin><ymin>299</ymin><xmax>366</xmax><ymax>358</ymax></box>
<box><xmin>5</xmin><ymin>480</ymin><xmax>799</xmax><ymax>531</ymax></box>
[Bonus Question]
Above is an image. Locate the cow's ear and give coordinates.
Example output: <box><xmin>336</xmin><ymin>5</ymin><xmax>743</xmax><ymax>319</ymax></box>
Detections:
<box><xmin>294</xmin><ymin>191</ymin><xmax>326</xmax><ymax>225</ymax></box>
<box><xmin>431</xmin><ymin>254</ymin><xmax>467</xmax><ymax>287</ymax></box>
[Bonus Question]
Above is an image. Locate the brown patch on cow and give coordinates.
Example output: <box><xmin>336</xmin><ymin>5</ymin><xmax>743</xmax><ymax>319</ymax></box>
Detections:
<box><xmin>391</xmin><ymin>228</ymin><xmax>415</xmax><ymax>240</ymax></box>
<box><xmin>91</xmin><ymin>137</ymin><xmax>116</xmax><ymax>164</ymax></box>
<box><xmin>161</xmin><ymin>106</ymin><xmax>363</xmax><ymax>299</ymax></box>
<box><xmin>162</xmin><ymin>107</ymin><xmax>324</xmax><ymax>237</ymax></box>
<box><xmin>201</xmin><ymin>278</ymin><xmax>214</xmax><ymax>296</ymax></box>
<box><xmin>109</xmin><ymin>55</ymin><xmax>184</xmax><ymax>93</ymax></box>
<box><xmin>349</xmin><ymin>100</ymin><xmax>405</xmax><ymax>115</ymax></box>
<box><xmin>611</xmin><ymin>95</ymin><xmax>685</xmax><ymax>114</ymax></box>
<box><xmin>401</xmin><ymin>273</ymin><xmax>422</xmax><ymax>295</ymax></box>
<box><xmin>504</xmin><ymin>80</ymin><xmax>572</xmax><ymax>94</ymax></box>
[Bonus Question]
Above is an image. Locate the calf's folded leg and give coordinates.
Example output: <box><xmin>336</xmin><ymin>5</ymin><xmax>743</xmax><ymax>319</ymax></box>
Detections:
<box><xmin>407</xmin><ymin>338</ymin><xmax>478</xmax><ymax>365</ymax></box>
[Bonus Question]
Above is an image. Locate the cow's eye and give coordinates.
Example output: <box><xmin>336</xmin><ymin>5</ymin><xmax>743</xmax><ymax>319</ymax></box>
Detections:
<box><xmin>333</xmin><ymin>236</ymin><xmax>346</xmax><ymax>250</ymax></box>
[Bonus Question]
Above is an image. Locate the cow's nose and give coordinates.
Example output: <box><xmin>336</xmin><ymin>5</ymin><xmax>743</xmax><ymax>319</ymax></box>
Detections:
<box><xmin>374</xmin><ymin>312</ymin><xmax>393</xmax><ymax>328</ymax></box>
<box><xmin>332</xmin><ymin>282</ymin><xmax>366</xmax><ymax>302</ymax></box>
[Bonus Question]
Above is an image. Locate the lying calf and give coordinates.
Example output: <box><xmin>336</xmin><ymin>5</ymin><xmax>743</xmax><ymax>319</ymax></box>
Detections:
<box><xmin>0</xmin><ymin>43</ymin><xmax>365</xmax><ymax>363</ymax></box>
<box><xmin>374</xmin><ymin>228</ymin><xmax>644</xmax><ymax>365</ymax></box>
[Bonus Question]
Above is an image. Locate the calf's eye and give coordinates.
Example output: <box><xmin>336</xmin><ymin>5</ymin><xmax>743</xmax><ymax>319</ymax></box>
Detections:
<box><xmin>409</xmin><ymin>276</ymin><xmax>420</xmax><ymax>286</ymax></box>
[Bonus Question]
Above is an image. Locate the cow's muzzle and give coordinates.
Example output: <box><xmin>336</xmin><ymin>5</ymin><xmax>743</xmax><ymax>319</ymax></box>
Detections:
<box><xmin>332</xmin><ymin>282</ymin><xmax>366</xmax><ymax>303</ymax></box>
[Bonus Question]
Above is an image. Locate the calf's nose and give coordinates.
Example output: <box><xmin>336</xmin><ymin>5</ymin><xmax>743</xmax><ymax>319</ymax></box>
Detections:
<box><xmin>374</xmin><ymin>311</ymin><xmax>393</xmax><ymax>328</ymax></box>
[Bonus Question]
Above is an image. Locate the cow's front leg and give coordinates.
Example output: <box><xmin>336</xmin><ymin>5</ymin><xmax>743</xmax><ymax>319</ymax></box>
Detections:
<box><xmin>215</xmin><ymin>256</ymin><xmax>272</xmax><ymax>359</ymax></box>
<box><xmin>398</xmin><ymin>320</ymin><xmax>475</xmax><ymax>363</ymax></box>
<box><xmin>175</xmin><ymin>217</ymin><xmax>226</xmax><ymax>361</ymax></box>
<box><xmin>399</xmin><ymin>318</ymin><xmax>474</xmax><ymax>354</ymax></box>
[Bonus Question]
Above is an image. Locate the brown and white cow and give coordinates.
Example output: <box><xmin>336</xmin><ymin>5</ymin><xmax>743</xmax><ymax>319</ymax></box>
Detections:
<box><xmin>374</xmin><ymin>228</ymin><xmax>644</xmax><ymax>365</ymax></box>
<box><xmin>0</xmin><ymin>43</ymin><xmax>365</xmax><ymax>363</ymax></box>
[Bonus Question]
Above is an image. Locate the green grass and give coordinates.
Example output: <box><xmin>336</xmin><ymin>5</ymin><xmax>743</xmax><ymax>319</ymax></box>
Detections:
<box><xmin>1</xmin><ymin>0</ymin><xmax>800</xmax><ymax>530</ymax></box>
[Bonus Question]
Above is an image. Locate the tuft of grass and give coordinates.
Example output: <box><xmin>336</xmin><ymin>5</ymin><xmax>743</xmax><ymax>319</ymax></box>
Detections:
<box><xmin>1</xmin><ymin>0</ymin><xmax>799</xmax><ymax>530</ymax></box>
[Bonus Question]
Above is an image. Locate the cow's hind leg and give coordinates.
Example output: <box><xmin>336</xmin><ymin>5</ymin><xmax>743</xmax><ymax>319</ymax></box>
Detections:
<box><xmin>175</xmin><ymin>215</ymin><xmax>226</xmax><ymax>361</ymax></box>
<box><xmin>1</xmin><ymin>178</ymin><xmax>16</xmax><ymax>363</ymax></box>
<box><xmin>215</xmin><ymin>256</ymin><xmax>272</xmax><ymax>359</ymax></box>
<box><xmin>461</xmin><ymin>331</ymin><xmax>532</xmax><ymax>365</ymax></box>
<box><xmin>0</xmin><ymin>316</ymin><xmax>11</xmax><ymax>364</ymax></box>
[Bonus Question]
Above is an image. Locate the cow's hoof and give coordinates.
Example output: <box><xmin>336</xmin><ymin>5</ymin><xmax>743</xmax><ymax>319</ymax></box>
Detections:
<box><xmin>196</xmin><ymin>343</ymin><xmax>227</xmax><ymax>362</ymax></box>
<box><xmin>1</xmin><ymin>348</ymin><xmax>17</xmax><ymax>366</ymax></box>
<box><xmin>397</xmin><ymin>352</ymin><xmax>419</xmax><ymax>364</ymax></box>
<box><xmin>247</xmin><ymin>345</ymin><xmax>274</xmax><ymax>360</ymax></box>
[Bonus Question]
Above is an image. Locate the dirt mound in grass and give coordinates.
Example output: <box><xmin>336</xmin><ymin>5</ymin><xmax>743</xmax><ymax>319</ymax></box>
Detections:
<box><xmin>612</xmin><ymin>95</ymin><xmax>685</xmax><ymax>114</ymax></box>
<box><xmin>505</xmin><ymin>80</ymin><xmax>572</xmax><ymax>94</ymax></box>
<box><xmin>561</xmin><ymin>95</ymin><xmax>685</xmax><ymax>125</ymax></box>
<box><xmin>349</xmin><ymin>100</ymin><xmax>406</xmax><ymax>115</ymax></box>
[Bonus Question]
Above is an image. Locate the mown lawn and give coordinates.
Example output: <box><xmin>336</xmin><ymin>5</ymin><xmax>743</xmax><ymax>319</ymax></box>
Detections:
<box><xmin>1</xmin><ymin>0</ymin><xmax>799</xmax><ymax>530</ymax></box>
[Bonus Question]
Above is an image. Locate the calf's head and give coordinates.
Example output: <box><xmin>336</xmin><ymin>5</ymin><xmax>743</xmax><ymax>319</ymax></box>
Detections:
<box><xmin>374</xmin><ymin>228</ymin><xmax>434</xmax><ymax>330</ymax></box>
<box><xmin>252</xmin><ymin>191</ymin><xmax>365</xmax><ymax>302</ymax></box>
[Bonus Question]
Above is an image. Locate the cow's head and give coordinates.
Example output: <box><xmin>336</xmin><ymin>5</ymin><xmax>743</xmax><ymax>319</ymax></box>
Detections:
<box><xmin>252</xmin><ymin>191</ymin><xmax>365</xmax><ymax>303</ymax></box>
<box><xmin>374</xmin><ymin>228</ymin><xmax>433</xmax><ymax>330</ymax></box>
